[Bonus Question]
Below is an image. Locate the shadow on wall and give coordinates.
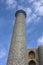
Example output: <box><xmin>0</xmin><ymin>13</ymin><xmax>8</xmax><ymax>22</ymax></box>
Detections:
<box><xmin>28</xmin><ymin>60</ymin><xmax>36</xmax><ymax>65</ymax></box>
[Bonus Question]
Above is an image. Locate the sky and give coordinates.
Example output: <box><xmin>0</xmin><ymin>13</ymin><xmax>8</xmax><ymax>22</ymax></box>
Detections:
<box><xmin>0</xmin><ymin>0</ymin><xmax>43</xmax><ymax>65</ymax></box>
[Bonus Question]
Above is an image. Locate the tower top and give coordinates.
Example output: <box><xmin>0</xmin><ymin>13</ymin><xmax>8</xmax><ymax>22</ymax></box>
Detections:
<box><xmin>15</xmin><ymin>10</ymin><xmax>26</xmax><ymax>17</ymax></box>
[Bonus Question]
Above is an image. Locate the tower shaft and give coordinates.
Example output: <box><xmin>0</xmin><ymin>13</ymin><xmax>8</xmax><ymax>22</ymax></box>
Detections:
<box><xmin>7</xmin><ymin>10</ymin><xmax>27</xmax><ymax>65</ymax></box>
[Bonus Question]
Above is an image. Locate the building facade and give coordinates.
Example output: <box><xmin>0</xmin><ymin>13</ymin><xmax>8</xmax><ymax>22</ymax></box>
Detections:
<box><xmin>27</xmin><ymin>46</ymin><xmax>43</xmax><ymax>65</ymax></box>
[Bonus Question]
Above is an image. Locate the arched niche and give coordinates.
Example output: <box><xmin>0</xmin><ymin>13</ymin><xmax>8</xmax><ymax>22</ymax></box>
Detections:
<box><xmin>28</xmin><ymin>51</ymin><xmax>35</xmax><ymax>59</ymax></box>
<box><xmin>29</xmin><ymin>60</ymin><xmax>36</xmax><ymax>65</ymax></box>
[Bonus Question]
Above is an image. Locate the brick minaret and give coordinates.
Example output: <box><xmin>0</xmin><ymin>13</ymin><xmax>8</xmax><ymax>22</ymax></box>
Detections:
<box><xmin>7</xmin><ymin>10</ymin><xmax>27</xmax><ymax>65</ymax></box>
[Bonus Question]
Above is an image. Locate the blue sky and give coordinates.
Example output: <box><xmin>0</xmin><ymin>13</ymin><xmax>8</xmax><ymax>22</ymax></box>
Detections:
<box><xmin>0</xmin><ymin>0</ymin><xmax>43</xmax><ymax>65</ymax></box>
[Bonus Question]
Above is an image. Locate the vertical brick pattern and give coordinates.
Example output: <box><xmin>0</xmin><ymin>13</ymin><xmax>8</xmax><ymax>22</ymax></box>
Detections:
<box><xmin>7</xmin><ymin>12</ymin><xmax>27</xmax><ymax>65</ymax></box>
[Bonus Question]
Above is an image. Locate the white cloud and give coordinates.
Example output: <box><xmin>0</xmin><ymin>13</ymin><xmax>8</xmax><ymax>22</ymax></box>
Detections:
<box><xmin>0</xmin><ymin>50</ymin><xmax>6</xmax><ymax>59</ymax></box>
<box><xmin>26</xmin><ymin>0</ymin><xmax>43</xmax><ymax>24</ymax></box>
<box><xmin>18</xmin><ymin>5</ymin><xmax>25</xmax><ymax>10</ymax></box>
<box><xmin>5</xmin><ymin>0</ymin><xmax>43</xmax><ymax>24</ymax></box>
<box><xmin>40</xmin><ymin>0</ymin><xmax>43</xmax><ymax>4</ymax></box>
<box><xmin>6</xmin><ymin>0</ymin><xmax>17</xmax><ymax>9</ymax></box>
<box><xmin>38</xmin><ymin>6</ymin><xmax>43</xmax><ymax>16</ymax></box>
<box><xmin>33</xmin><ymin>1</ymin><xmax>41</xmax><ymax>12</ymax></box>
<box><xmin>26</xmin><ymin>8</ymin><xmax>32</xmax><ymax>16</ymax></box>
<box><xmin>33</xmin><ymin>1</ymin><xmax>43</xmax><ymax>16</ymax></box>
<box><xmin>26</xmin><ymin>14</ymin><xmax>40</xmax><ymax>24</ymax></box>
<box><xmin>26</xmin><ymin>13</ymin><xmax>37</xmax><ymax>23</ymax></box>
<box><xmin>37</xmin><ymin>36</ymin><xmax>43</xmax><ymax>46</ymax></box>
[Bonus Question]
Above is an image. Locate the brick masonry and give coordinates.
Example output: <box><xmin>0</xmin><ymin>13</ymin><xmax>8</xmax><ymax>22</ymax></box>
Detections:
<box><xmin>7</xmin><ymin>10</ymin><xmax>27</xmax><ymax>65</ymax></box>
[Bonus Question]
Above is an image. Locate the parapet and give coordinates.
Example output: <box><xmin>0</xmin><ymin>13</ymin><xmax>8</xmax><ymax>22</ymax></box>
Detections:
<box><xmin>15</xmin><ymin>10</ymin><xmax>26</xmax><ymax>17</ymax></box>
<box><xmin>38</xmin><ymin>46</ymin><xmax>43</xmax><ymax>48</ymax></box>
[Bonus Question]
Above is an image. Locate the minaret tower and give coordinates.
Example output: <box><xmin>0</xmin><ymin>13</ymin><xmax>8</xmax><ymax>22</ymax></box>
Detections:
<box><xmin>7</xmin><ymin>10</ymin><xmax>27</xmax><ymax>65</ymax></box>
